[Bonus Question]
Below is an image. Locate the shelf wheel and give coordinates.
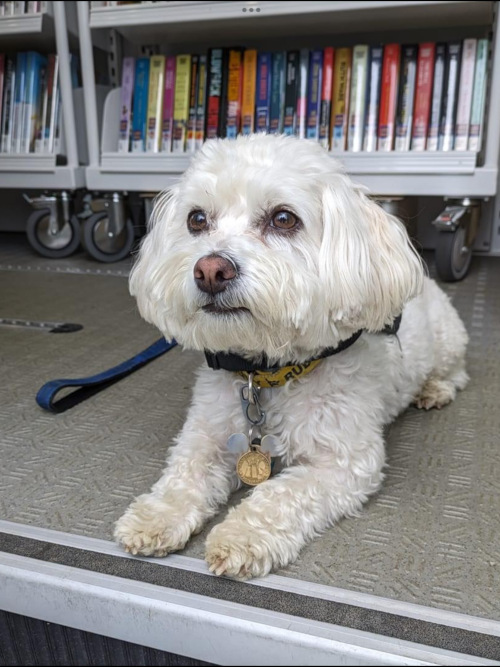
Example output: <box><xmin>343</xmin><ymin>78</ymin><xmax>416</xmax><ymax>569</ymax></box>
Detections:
<box><xmin>433</xmin><ymin>198</ymin><xmax>481</xmax><ymax>282</ymax></box>
<box><xmin>24</xmin><ymin>191</ymin><xmax>81</xmax><ymax>259</ymax></box>
<box><xmin>83</xmin><ymin>193</ymin><xmax>135</xmax><ymax>263</ymax></box>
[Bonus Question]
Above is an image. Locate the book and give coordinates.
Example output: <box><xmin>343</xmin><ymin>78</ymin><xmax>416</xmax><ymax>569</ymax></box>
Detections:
<box><xmin>427</xmin><ymin>43</ymin><xmax>446</xmax><ymax>151</ymax></box>
<box><xmin>146</xmin><ymin>55</ymin><xmax>165</xmax><ymax>152</ymax></box>
<box><xmin>363</xmin><ymin>45</ymin><xmax>383</xmax><ymax>152</ymax></box>
<box><xmin>255</xmin><ymin>52</ymin><xmax>272</xmax><ymax>133</ymax></box>
<box><xmin>218</xmin><ymin>50</ymin><xmax>230</xmax><ymax>137</ymax></box>
<box><xmin>468</xmin><ymin>38</ymin><xmax>489</xmax><ymax>152</ymax></box>
<box><xmin>43</xmin><ymin>54</ymin><xmax>59</xmax><ymax>153</ymax></box>
<box><xmin>131</xmin><ymin>57</ymin><xmax>150</xmax><ymax>152</ymax></box>
<box><xmin>319</xmin><ymin>47</ymin><xmax>334</xmax><ymax>148</ymax></box>
<box><xmin>11</xmin><ymin>52</ymin><xmax>27</xmax><ymax>153</ymax></box>
<box><xmin>377</xmin><ymin>43</ymin><xmax>400</xmax><ymax>151</ymax></box>
<box><xmin>283</xmin><ymin>50</ymin><xmax>299</xmax><ymax>136</ymax></box>
<box><xmin>411</xmin><ymin>43</ymin><xmax>435</xmax><ymax>151</ymax></box>
<box><xmin>395</xmin><ymin>45</ymin><xmax>417</xmax><ymax>151</ymax></box>
<box><xmin>118</xmin><ymin>56</ymin><xmax>135</xmax><ymax>153</ymax></box>
<box><xmin>269</xmin><ymin>51</ymin><xmax>285</xmax><ymax>134</ymax></box>
<box><xmin>0</xmin><ymin>55</ymin><xmax>15</xmax><ymax>153</ymax></box>
<box><xmin>14</xmin><ymin>1</ymin><xmax>24</xmax><ymax>13</ymax></box>
<box><xmin>241</xmin><ymin>49</ymin><xmax>257</xmax><ymax>136</ymax></box>
<box><xmin>186</xmin><ymin>54</ymin><xmax>199</xmax><ymax>150</ymax></box>
<box><xmin>331</xmin><ymin>47</ymin><xmax>352</xmax><ymax>150</ymax></box>
<box><xmin>295</xmin><ymin>49</ymin><xmax>309</xmax><ymax>139</ymax></box>
<box><xmin>195</xmin><ymin>54</ymin><xmax>207</xmax><ymax>150</ymax></box>
<box><xmin>225</xmin><ymin>49</ymin><xmax>242</xmax><ymax>139</ymax></box>
<box><xmin>0</xmin><ymin>54</ymin><xmax>4</xmax><ymax>143</ymax></box>
<box><xmin>161</xmin><ymin>56</ymin><xmax>176</xmax><ymax>152</ymax></box>
<box><xmin>34</xmin><ymin>60</ymin><xmax>47</xmax><ymax>153</ymax></box>
<box><xmin>22</xmin><ymin>51</ymin><xmax>46</xmax><ymax>152</ymax></box>
<box><xmin>454</xmin><ymin>38</ymin><xmax>477</xmax><ymax>151</ymax></box>
<box><xmin>306</xmin><ymin>49</ymin><xmax>323</xmax><ymax>140</ymax></box>
<box><xmin>348</xmin><ymin>45</ymin><xmax>368</xmax><ymax>152</ymax></box>
<box><xmin>438</xmin><ymin>42</ymin><xmax>462</xmax><ymax>151</ymax></box>
<box><xmin>205</xmin><ymin>48</ymin><xmax>224</xmax><ymax>140</ymax></box>
<box><xmin>172</xmin><ymin>54</ymin><xmax>191</xmax><ymax>152</ymax></box>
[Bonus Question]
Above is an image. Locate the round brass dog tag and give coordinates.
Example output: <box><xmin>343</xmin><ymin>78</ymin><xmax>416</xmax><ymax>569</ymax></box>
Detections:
<box><xmin>237</xmin><ymin>450</ymin><xmax>271</xmax><ymax>486</ymax></box>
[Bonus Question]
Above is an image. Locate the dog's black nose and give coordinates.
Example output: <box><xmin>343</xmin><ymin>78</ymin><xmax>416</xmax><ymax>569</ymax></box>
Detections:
<box><xmin>194</xmin><ymin>254</ymin><xmax>237</xmax><ymax>295</ymax></box>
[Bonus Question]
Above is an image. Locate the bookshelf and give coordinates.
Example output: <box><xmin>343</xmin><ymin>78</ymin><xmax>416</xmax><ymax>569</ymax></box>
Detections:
<box><xmin>0</xmin><ymin>2</ymin><xmax>85</xmax><ymax>191</ymax></box>
<box><xmin>79</xmin><ymin>0</ymin><xmax>500</xmax><ymax>201</ymax></box>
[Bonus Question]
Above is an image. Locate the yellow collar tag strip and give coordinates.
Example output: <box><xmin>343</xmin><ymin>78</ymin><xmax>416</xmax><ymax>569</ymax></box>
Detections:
<box><xmin>237</xmin><ymin>358</ymin><xmax>322</xmax><ymax>388</ymax></box>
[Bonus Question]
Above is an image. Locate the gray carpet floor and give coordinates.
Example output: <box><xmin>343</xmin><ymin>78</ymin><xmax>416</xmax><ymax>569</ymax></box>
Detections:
<box><xmin>1</xmin><ymin>232</ymin><xmax>499</xmax><ymax>621</ymax></box>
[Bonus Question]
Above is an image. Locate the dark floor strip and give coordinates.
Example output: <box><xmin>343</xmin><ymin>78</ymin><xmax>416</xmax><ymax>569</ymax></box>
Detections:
<box><xmin>1</xmin><ymin>532</ymin><xmax>499</xmax><ymax>661</ymax></box>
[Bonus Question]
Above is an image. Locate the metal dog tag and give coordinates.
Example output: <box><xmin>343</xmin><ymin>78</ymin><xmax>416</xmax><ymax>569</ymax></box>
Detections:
<box><xmin>260</xmin><ymin>434</ymin><xmax>281</xmax><ymax>457</ymax></box>
<box><xmin>237</xmin><ymin>446</ymin><xmax>271</xmax><ymax>486</ymax></box>
<box><xmin>227</xmin><ymin>432</ymin><xmax>249</xmax><ymax>455</ymax></box>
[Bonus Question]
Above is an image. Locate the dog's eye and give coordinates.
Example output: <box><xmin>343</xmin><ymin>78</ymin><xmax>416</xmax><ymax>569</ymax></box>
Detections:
<box><xmin>188</xmin><ymin>210</ymin><xmax>208</xmax><ymax>232</ymax></box>
<box><xmin>270</xmin><ymin>210</ymin><xmax>299</xmax><ymax>231</ymax></box>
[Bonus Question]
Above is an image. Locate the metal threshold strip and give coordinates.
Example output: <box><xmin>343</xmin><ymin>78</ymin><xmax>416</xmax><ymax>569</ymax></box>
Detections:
<box><xmin>0</xmin><ymin>520</ymin><xmax>498</xmax><ymax>666</ymax></box>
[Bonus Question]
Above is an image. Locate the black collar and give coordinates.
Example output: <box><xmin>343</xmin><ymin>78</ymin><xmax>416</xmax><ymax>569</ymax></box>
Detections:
<box><xmin>205</xmin><ymin>314</ymin><xmax>402</xmax><ymax>374</ymax></box>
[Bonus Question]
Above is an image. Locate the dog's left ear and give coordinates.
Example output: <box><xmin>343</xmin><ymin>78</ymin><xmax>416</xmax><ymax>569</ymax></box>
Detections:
<box><xmin>319</xmin><ymin>175</ymin><xmax>424</xmax><ymax>332</ymax></box>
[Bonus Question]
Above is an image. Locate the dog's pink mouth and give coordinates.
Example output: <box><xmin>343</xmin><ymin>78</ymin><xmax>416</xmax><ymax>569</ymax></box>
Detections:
<box><xmin>202</xmin><ymin>303</ymin><xmax>250</xmax><ymax>316</ymax></box>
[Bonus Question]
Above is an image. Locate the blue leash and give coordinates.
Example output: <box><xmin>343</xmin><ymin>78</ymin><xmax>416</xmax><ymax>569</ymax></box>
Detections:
<box><xmin>36</xmin><ymin>338</ymin><xmax>177</xmax><ymax>414</ymax></box>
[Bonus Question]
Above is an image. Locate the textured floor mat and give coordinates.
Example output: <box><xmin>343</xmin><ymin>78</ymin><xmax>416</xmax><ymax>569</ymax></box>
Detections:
<box><xmin>0</xmin><ymin>237</ymin><xmax>499</xmax><ymax>621</ymax></box>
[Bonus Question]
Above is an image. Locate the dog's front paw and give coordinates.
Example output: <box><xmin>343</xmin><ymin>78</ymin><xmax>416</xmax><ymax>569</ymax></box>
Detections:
<box><xmin>114</xmin><ymin>494</ymin><xmax>193</xmax><ymax>557</ymax></box>
<box><xmin>205</xmin><ymin>519</ymin><xmax>275</xmax><ymax>580</ymax></box>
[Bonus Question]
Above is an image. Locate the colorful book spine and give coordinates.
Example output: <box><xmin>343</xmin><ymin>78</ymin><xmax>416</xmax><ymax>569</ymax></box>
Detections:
<box><xmin>306</xmin><ymin>49</ymin><xmax>323</xmax><ymax>140</ymax></box>
<box><xmin>0</xmin><ymin>56</ymin><xmax>15</xmax><ymax>153</ymax></box>
<box><xmin>411</xmin><ymin>43</ymin><xmax>435</xmax><ymax>151</ymax></box>
<box><xmin>241</xmin><ymin>49</ymin><xmax>257</xmax><ymax>136</ymax></box>
<box><xmin>161</xmin><ymin>56</ymin><xmax>176</xmax><ymax>153</ymax></box>
<box><xmin>319</xmin><ymin>47</ymin><xmax>334</xmax><ymax>148</ymax></box>
<box><xmin>34</xmin><ymin>61</ymin><xmax>47</xmax><ymax>153</ymax></box>
<box><xmin>0</xmin><ymin>54</ymin><xmax>4</xmax><ymax>139</ymax></box>
<box><xmin>255</xmin><ymin>52</ymin><xmax>272</xmax><ymax>133</ymax></box>
<box><xmin>427</xmin><ymin>43</ymin><xmax>446</xmax><ymax>151</ymax></box>
<box><xmin>226</xmin><ymin>49</ymin><xmax>242</xmax><ymax>139</ymax></box>
<box><xmin>131</xmin><ymin>58</ymin><xmax>150</xmax><ymax>152</ymax></box>
<box><xmin>205</xmin><ymin>48</ymin><xmax>224</xmax><ymax>140</ymax></box>
<box><xmin>146</xmin><ymin>55</ymin><xmax>165</xmax><ymax>152</ymax></box>
<box><xmin>348</xmin><ymin>45</ymin><xmax>368</xmax><ymax>152</ymax></box>
<box><xmin>118</xmin><ymin>56</ymin><xmax>135</xmax><ymax>153</ymax></box>
<box><xmin>454</xmin><ymin>38</ymin><xmax>477</xmax><ymax>151</ymax></box>
<box><xmin>395</xmin><ymin>45</ymin><xmax>417</xmax><ymax>151</ymax></box>
<box><xmin>195</xmin><ymin>54</ymin><xmax>207</xmax><ymax>150</ymax></box>
<box><xmin>468</xmin><ymin>38</ymin><xmax>489</xmax><ymax>152</ymax></box>
<box><xmin>22</xmin><ymin>51</ymin><xmax>46</xmax><ymax>152</ymax></box>
<box><xmin>438</xmin><ymin>42</ymin><xmax>462</xmax><ymax>151</ymax></box>
<box><xmin>377</xmin><ymin>44</ymin><xmax>400</xmax><ymax>151</ymax></box>
<box><xmin>283</xmin><ymin>50</ymin><xmax>298</xmax><ymax>136</ymax></box>
<box><xmin>331</xmin><ymin>47</ymin><xmax>351</xmax><ymax>150</ymax></box>
<box><xmin>43</xmin><ymin>54</ymin><xmax>59</xmax><ymax>153</ymax></box>
<box><xmin>218</xmin><ymin>50</ymin><xmax>229</xmax><ymax>137</ymax></box>
<box><xmin>186</xmin><ymin>54</ymin><xmax>199</xmax><ymax>151</ymax></box>
<box><xmin>269</xmin><ymin>51</ymin><xmax>285</xmax><ymax>134</ymax></box>
<box><xmin>363</xmin><ymin>45</ymin><xmax>383</xmax><ymax>152</ymax></box>
<box><xmin>172</xmin><ymin>54</ymin><xmax>191</xmax><ymax>152</ymax></box>
<box><xmin>295</xmin><ymin>49</ymin><xmax>309</xmax><ymax>139</ymax></box>
<box><xmin>12</xmin><ymin>52</ymin><xmax>27</xmax><ymax>153</ymax></box>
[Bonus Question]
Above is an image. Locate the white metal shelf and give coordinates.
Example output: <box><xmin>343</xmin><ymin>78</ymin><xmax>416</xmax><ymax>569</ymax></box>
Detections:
<box><xmin>88</xmin><ymin>0</ymin><xmax>493</xmax><ymax>45</ymax></box>
<box><xmin>85</xmin><ymin>151</ymin><xmax>497</xmax><ymax>197</ymax></box>
<box><xmin>79</xmin><ymin>0</ymin><xmax>500</xmax><ymax>199</ymax></box>
<box><xmin>0</xmin><ymin>7</ymin><xmax>50</xmax><ymax>35</ymax></box>
<box><xmin>0</xmin><ymin>3</ymin><xmax>84</xmax><ymax>192</ymax></box>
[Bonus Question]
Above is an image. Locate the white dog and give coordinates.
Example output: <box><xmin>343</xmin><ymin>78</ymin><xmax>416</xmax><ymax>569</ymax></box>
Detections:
<box><xmin>115</xmin><ymin>134</ymin><xmax>468</xmax><ymax>579</ymax></box>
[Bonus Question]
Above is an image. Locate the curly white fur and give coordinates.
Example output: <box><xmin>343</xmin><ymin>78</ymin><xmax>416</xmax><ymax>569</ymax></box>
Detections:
<box><xmin>115</xmin><ymin>135</ymin><xmax>468</xmax><ymax>579</ymax></box>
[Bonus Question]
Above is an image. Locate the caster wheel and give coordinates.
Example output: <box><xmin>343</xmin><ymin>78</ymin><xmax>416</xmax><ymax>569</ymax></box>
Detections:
<box><xmin>26</xmin><ymin>209</ymin><xmax>81</xmax><ymax>259</ymax></box>
<box><xmin>435</xmin><ymin>227</ymin><xmax>472</xmax><ymax>282</ymax></box>
<box><xmin>82</xmin><ymin>212</ymin><xmax>135</xmax><ymax>263</ymax></box>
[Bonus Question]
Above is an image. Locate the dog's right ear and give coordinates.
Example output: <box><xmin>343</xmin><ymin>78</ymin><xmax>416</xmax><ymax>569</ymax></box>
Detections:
<box><xmin>128</xmin><ymin>185</ymin><xmax>180</xmax><ymax>337</ymax></box>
